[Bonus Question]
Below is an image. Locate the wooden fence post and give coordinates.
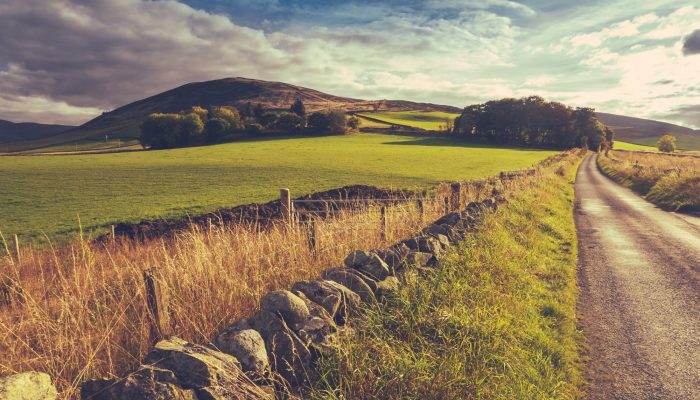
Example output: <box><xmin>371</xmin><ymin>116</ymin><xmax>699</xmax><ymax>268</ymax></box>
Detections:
<box><xmin>143</xmin><ymin>267</ymin><xmax>171</xmax><ymax>344</ymax></box>
<box><xmin>280</xmin><ymin>188</ymin><xmax>292</xmax><ymax>224</ymax></box>
<box><xmin>444</xmin><ymin>197</ymin><xmax>450</xmax><ymax>215</ymax></box>
<box><xmin>13</xmin><ymin>234</ymin><xmax>20</xmax><ymax>265</ymax></box>
<box><xmin>110</xmin><ymin>225</ymin><xmax>116</xmax><ymax>245</ymax></box>
<box><xmin>380</xmin><ymin>206</ymin><xmax>387</xmax><ymax>241</ymax></box>
<box><xmin>417</xmin><ymin>199</ymin><xmax>424</xmax><ymax>225</ymax></box>
<box><xmin>451</xmin><ymin>182</ymin><xmax>462</xmax><ymax>211</ymax></box>
<box><xmin>307</xmin><ymin>219</ymin><xmax>318</xmax><ymax>253</ymax></box>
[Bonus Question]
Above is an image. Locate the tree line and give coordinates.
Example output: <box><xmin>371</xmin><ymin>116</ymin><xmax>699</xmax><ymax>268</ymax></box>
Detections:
<box><xmin>140</xmin><ymin>99</ymin><xmax>360</xmax><ymax>149</ymax></box>
<box><xmin>452</xmin><ymin>96</ymin><xmax>614</xmax><ymax>150</ymax></box>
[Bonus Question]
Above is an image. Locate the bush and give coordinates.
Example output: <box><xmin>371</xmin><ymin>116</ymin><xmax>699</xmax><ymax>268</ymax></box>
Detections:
<box><xmin>245</xmin><ymin>123</ymin><xmax>263</xmax><ymax>133</ymax></box>
<box><xmin>308</xmin><ymin>110</ymin><xmax>348</xmax><ymax>134</ymax></box>
<box><xmin>274</xmin><ymin>112</ymin><xmax>304</xmax><ymax>131</ymax></box>
<box><xmin>259</xmin><ymin>112</ymin><xmax>279</xmax><ymax>128</ymax></box>
<box><xmin>657</xmin><ymin>134</ymin><xmax>676</xmax><ymax>153</ymax></box>
<box><xmin>204</xmin><ymin>118</ymin><xmax>231</xmax><ymax>142</ymax></box>
<box><xmin>347</xmin><ymin>116</ymin><xmax>360</xmax><ymax>131</ymax></box>
<box><xmin>210</xmin><ymin>106</ymin><xmax>243</xmax><ymax>131</ymax></box>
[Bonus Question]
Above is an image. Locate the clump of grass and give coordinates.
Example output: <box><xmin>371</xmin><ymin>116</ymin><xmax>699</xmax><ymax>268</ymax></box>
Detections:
<box><xmin>599</xmin><ymin>151</ymin><xmax>700</xmax><ymax>211</ymax></box>
<box><xmin>308</xmin><ymin>153</ymin><xmax>584</xmax><ymax>399</ymax></box>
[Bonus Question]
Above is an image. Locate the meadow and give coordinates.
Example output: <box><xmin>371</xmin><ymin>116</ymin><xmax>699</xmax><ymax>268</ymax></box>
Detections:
<box><xmin>356</xmin><ymin>111</ymin><xmax>460</xmax><ymax>130</ymax></box>
<box><xmin>0</xmin><ymin>133</ymin><xmax>556</xmax><ymax>242</ymax></box>
<box><xmin>613</xmin><ymin>141</ymin><xmax>656</xmax><ymax>151</ymax></box>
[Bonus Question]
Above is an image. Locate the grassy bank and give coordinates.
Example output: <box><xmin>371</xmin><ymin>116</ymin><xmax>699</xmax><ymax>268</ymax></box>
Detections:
<box><xmin>356</xmin><ymin>111</ymin><xmax>459</xmax><ymax>131</ymax></box>
<box><xmin>0</xmin><ymin>133</ymin><xmax>555</xmax><ymax>242</ymax></box>
<box><xmin>310</xmin><ymin>152</ymin><xmax>584</xmax><ymax>399</ymax></box>
<box><xmin>598</xmin><ymin>151</ymin><xmax>700</xmax><ymax>212</ymax></box>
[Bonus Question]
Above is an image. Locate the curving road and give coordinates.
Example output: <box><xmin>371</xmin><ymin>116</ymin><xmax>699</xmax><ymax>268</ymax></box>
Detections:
<box><xmin>575</xmin><ymin>154</ymin><xmax>700</xmax><ymax>400</ymax></box>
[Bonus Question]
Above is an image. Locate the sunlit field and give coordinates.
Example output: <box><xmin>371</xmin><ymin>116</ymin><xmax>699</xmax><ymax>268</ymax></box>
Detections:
<box><xmin>356</xmin><ymin>111</ymin><xmax>460</xmax><ymax>130</ymax></box>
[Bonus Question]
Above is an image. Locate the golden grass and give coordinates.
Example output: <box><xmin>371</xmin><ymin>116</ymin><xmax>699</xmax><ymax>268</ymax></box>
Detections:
<box><xmin>0</xmin><ymin>182</ymin><xmax>499</xmax><ymax>399</ymax></box>
<box><xmin>599</xmin><ymin>151</ymin><xmax>700</xmax><ymax>211</ymax></box>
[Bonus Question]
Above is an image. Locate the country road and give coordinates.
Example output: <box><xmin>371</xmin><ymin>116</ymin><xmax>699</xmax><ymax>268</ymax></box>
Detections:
<box><xmin>575</xmin><ymin>154</ymin><xmax>700</xmax><ymax>399</ymax></box>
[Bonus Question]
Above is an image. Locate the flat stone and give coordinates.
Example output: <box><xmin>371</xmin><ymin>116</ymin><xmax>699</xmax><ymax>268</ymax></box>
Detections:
<box><xmin>322</xmin><ymin>268</ymin><xmax>376</xmax><ymax>303</ymax></box>
<box><xmin>80</xmin><ymin>366</ymin><xmax>196</xmax><ymax>400</ymax></box>
<box><xmin>260</xmin><ymin>290</ymin><xmax>310</xmax><ymax>330</ymax></box>
<box><xmin>0</xmin><ymin>372</ymin><xmax>57</xmax><ymax>400</ymax></box>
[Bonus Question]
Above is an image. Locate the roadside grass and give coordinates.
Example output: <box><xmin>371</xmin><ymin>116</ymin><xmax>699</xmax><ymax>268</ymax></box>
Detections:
<box><xmin>356</xmin><ymin>111</ymin><xmax>460</xmax><ymax>131</ymax></box>
<box><xmin>598</xmin><ymin>151</ymin><xmax>700</xmax><ymax>211</ymax></box>
<box><xmin>309</xmin><ymin>152</ymin><xmax>584</xmax><ymax>399</ymax></box>
<box><xmin>0</xmin><ymin>133</ymin><xmax>556</xmax><ymax>243</ymax></box>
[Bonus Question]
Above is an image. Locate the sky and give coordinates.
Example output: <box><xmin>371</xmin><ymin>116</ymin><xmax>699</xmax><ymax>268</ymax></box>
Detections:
<box><xmin>0</xmin><ymin>0</ymin><xmax>699</xmax><ymax>128</ymax></box>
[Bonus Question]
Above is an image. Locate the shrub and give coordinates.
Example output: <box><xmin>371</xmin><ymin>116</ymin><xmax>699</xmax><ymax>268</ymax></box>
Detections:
<box><xmin>204</xmin><ymin>118</ymin><xmax>231</xmax><ymax>142</ymax></box>
<box><xmin>657</xmin><ymin>134</ymin><xmax>676</xmax><ymax>153</ymax></box>
<box><xmin>308</xmin><ymin>110</ymin><xmax>348</xmax><ymax>134</ymax></box>
<box><xmin>245</xmin><ymin>123</ymin><xmax>263</xmax><ymax>133</ymax></box>
<box><xmin>347</xmin><ymin>116</ymin><xmax>360</xmax><ymax>131</ymax></box>
<box><xmin>210</xmin><ymin>106</ymin><xmax>243</xmax><ymax>130</ymax></box>
<box><xmin>259</xmin><ymin>112</ymin><xmax>279</xmax><ymax>128</ymax></box>
<box><xmin>274</xmin><ymin>112</ymin><xmax>304</xmax><ymax>131</ymax></box>
<box><xmin>139</xmin><ymin>113</ymin><xmax>184</xmax><ymax>149</ymax></box>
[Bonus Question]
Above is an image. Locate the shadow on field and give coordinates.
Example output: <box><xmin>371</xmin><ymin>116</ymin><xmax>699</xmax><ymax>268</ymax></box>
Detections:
<box><xmin>382</xmin><ymin>136</ymin><xmax>556</xmax><ymax>152</ymax></box>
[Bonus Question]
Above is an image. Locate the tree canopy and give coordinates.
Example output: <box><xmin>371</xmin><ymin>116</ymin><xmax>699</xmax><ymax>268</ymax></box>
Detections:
<box><xmin>453</xmin><ymin>96</ymin><xmax>607</xmax><ymax>150</ymax></box>
<box><xmin>657</xmin><ymin>134</ymin><xmax>677</xmax><ymax>153</ymax></box>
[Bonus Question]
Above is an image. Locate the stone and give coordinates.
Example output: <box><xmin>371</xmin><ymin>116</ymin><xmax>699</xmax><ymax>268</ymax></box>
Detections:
<box><xmin>250</xmin><ymin>310</ymin><xmax>286</xmax><ymax>342</ymax></box>
<box><xmin>376</xmin><ymin>276</ymin><xmax>400</xmax><ymax>300</ymax></box>
<box><xmin>291</xmin><ymin>280</ymin><xmax>343</xmax><ymax>321</ymax></box>
<box><xmin>433</xmin><ymin>233</ymin><xmax>451</xmax><ymax>250</ymax></box>
<box><xmin>377</xmin><ymin>243</ymin><xmax>410</xmax><ymax>272</ymax></box>
<box><xmin>434</xmin><ymin>211</ymin><xmax>462</xmax><ymax>226</ymax></box>
<box><xmin>80</xmin><ymin>366</ymin><xmax>197</xmax><ymax>400</ymax></box>
<box><xmin>293</xmin><ymin>292</ymin><xmax>337</xmax><ymax>350</ymax></box>
<box><xmin>405</xmin><ymin>252</ymin><xmax>435</xmax><ymax>267</ymax></box>
<box><xmin>266</xmin><ymin>328</ymin><xmax>313</xmax><ymax>387</ymax></box>
<box><xmin>144</xmin><ymin>337</ymin><xmax>261</xmax><ymax>398</ymax></box>
<box><xmin>323</xmin><ymin>280</ymin><xmax>361</xmax><ymax>323</ymax></box>
<box><xmin>403</xmin><ymin>236</ymin><xmax>443</xmax><ymax>255</ymax></box>
<box><xmin>322</xmin><ymin>268</ymin><xmax>376</xmax><ymax>303</ymax></box>
<box><xmin>260</xmin><ymin>290</ymin><xmax>310</xmax><ymax>330</ymax></box>
<box><xmin>344</xmin><ymin>250</ymin><xmax>391</xmax><ymax>280</ymax></box>
<box><xmin>214</xmin><ymin>329</ymin><xmax>270</xmax><ymax>382</ymax></box>
<box><xmin>0</xmin><ymin>372</ymin><xmax>57</xmax><ymax>400</ymax></box>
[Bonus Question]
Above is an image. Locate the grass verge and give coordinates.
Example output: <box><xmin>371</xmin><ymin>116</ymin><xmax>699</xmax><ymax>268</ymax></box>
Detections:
<box><xmin>598</xmin><ymin>151</ymin><xmax>700</xmax><ymax>212</ymax></box>
<box><xmin>309</xmin><ymin>153</ymin><xmax>583</xmax><ymax>399</ymax></box>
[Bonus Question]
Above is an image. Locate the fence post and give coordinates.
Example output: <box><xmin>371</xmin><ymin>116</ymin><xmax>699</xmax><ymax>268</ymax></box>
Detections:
<box><xmin>444</xmin><ymin>197</ymin><xmax>450</xmax><ymax>215</ymax></box>
<box><xmin>280</xmin><ymin>188</ymin><xmax>292</xmax><ymax>224</ymax></box>
<box><xmin>307</xmin><ymin>219</ymin><xmax>318</xmax><ymax>253</ymax></box>
<box><xmin>13</xmin><ymin>234</ymin><xmax>20</xmax><ymax>265</ymax></box>
<box><xmin>110</xmin><ymin>225</ymin><xmax>116</xmax><ymax>244</ymax></box>
<box><xmin>451</xmin><ymin>183</ymin><xmax>462</xmax><ymax>211</ymax></box>
<box><xmin>417</xmin><ymin>199</ymin><xmax>424</xmax><ymax>225</ymax></box>
<box><xmin>143</xmin><ymin>267</ymin><xmax>171</xmax><ymax>344</ymax></box>
<box><xmin>380</xmin><ymin>206</ymin><xmax>387</xmax><ymax>241</ymax></box>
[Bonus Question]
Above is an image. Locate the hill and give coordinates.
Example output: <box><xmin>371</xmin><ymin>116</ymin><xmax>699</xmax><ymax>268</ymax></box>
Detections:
<box><xmin>0</xmin><ymin>119</ymin><xmax>73</xmax><ymax>144</ymax></box>
<box><xmin>3</xmin><ymin>77</ymin><xmax>461</xmax><ymax>152</ymax></box>
<box><xmin>596</xmin><ymin>112</ymin><xmax>700</xmax><ymax>150</ymax></box>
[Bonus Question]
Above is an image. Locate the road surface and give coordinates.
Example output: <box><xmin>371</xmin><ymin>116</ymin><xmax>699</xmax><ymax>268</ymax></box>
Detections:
<box><xmin>575</xmin><ymin>154</ymin><xmax>700</xmax><ymax>399</ymax></box>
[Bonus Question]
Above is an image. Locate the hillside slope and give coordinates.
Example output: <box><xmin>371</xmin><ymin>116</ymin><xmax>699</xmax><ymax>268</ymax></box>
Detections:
<box><xmin>4</xmin><ymin>77</ymin><xmax>460</xmax><ymax>152</ymax></box>
<box><xmin>597</xmin><ymin>112</ymin><xmax>700</xmax><ymax>150</ymax></box>
<box><xmin>0</xmin><ymin>119</ymin><xmax>73</xmax><ymax>143</ymax></box>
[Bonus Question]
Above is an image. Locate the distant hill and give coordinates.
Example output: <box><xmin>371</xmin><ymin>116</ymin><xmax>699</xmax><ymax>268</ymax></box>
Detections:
<box><xmin>596</xmin><ymin>112</ymin><xmax>700</xmax><ymax>150</ymax></box>
<box><xmin>4</xmin><ymin>77</ymin><xmax>460</xmax><ymax>152</ymax></box>
<box><xmin>0</xmin><ymin>119</ymin><xmax>73</xmax><ymax>143</ymax></box>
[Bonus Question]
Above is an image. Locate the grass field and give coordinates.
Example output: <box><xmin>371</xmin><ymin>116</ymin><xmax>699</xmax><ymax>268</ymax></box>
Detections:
<box><xmin>0</xmin><ymin>133</ymin><xmax>556</xmax><ymax>242</ymax></box>
<box><xmin>614</xmin><ymin>141</ymin><xmax>657</xmax><ymax>151</ymax></box>
<box><xmin>356</xmin><ymin>111</ymin><xmax>460</xmax><ymax>130</ymax></box>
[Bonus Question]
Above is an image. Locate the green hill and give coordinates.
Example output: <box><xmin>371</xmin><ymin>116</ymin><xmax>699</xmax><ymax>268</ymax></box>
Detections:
<box><xmin>596</xmin><ymin>112</ymin><xmax>700</xmax><ymax>150</ymax></box>
<box><xmin>3</xmin><ymin>78</ymin><xmax>460</xmax><ymax>152</ymax></box>
<box><xmin>0</xmin><ymin>119</ymin><xmax>73</xmax><ymax>144</ymax></box>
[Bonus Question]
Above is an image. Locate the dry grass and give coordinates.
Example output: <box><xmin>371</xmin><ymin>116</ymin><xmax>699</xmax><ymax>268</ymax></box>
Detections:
<box><xmin>599</xmin><ymin>151</ymin><xmax>700</xmax><ymax>211</ymax></box>
<box><xmin>0</xmin><ymin>181</ymin><xmax>500</xmax><ymax>399</ymax></box>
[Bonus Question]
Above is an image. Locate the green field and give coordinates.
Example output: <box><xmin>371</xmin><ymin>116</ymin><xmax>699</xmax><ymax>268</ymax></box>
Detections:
<box><xmin>0</xmin><ymin>133</ymin><xmax>556</xmax><ymax>242</ymax></box>
<box><xmin>614</xmin><ymin>141</ymin><xmax>657</xmax><ymax>151</ymax></box>
<box><xmin>357</xmin><ymin>111</ymin><xmax>460</xmax><ymax>130</ymax></box>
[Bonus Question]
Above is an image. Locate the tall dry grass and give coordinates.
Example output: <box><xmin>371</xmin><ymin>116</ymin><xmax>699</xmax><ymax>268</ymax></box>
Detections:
<box><xmin>599</xmin><ymin>151</ymin><xmax>700</xmax><ymax>211</ymax></box>
<box><xmin>0</xmin><ymin>181</ymin><xmax>499</xmax><ymax>399</ymax></box>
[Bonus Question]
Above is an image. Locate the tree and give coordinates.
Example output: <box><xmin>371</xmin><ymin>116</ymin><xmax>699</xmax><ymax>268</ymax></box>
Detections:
<box><xmin>204</xmin><ymin>118</ymin><xmax>231</xmax><ymax>142</ymax></box>
<box><xmin>259</xmin><ymin>112</ymin><xmax>278</xmax><ymax>128</ymax></box>
<box><xmin>347</xmin><ymin>115</ymin><xmax>360</xmax><ymax>131</ymax></box>
<box><xmin>657</xmin><ymin>134</ymin><xmax>677</xmax><ymax>153</ymax></box>
<box><xmin>290</xmin><ymin>99</ymin><xmax>306</xmax><ymax>118</ymax></box>
<box><xmin>274</xmin><ymin>112</ymin><xmax>304</xmax><ymax>131</ymax></box>
<box><xmin>209</xmin><ymin>106</ymin><xmax>243</xmax><ymax>130</ymax></box>
<box><xmin>139</xmin><ymin>113</ymin><xmax>183</xmax><ymax>149</ymax></box>
<box><xmin>308</xmin><ymin>110</ymin><xmax>347</xmax><ymax>134</ymax></box>
<box><xmin>186</xmin><ymin>106</ymin><xmax>208</xmax><ymax>122</ymax></box>
<box><xmin>241</xmin><ymin>102</ymin><xmax>254</xmax><ymax>119</ymax></box>
<box><xmin>253</xmin><ymin>104</ymin><xmax>265</xmax><ymax>121</ymax></box>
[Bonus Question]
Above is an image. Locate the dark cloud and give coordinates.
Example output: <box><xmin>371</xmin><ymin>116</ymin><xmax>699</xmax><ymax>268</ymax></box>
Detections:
<box><xmin>682</xmin><ymin>29</ymin><xmax>700</xmax><ymax>55</ymax></box>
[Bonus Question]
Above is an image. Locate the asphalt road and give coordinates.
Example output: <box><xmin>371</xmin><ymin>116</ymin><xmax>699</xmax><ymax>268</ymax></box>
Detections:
<box><xmin>575</xmin><ymin>154</ymin><xmax>700</xmax><ymax>400</ymax></box>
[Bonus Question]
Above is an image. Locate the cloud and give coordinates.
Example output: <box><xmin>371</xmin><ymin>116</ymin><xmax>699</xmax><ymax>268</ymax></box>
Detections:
<box><xmin>682</xmin><ymin>29</ymin><xmax>700</xmax><ymax>55</ymax></box>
